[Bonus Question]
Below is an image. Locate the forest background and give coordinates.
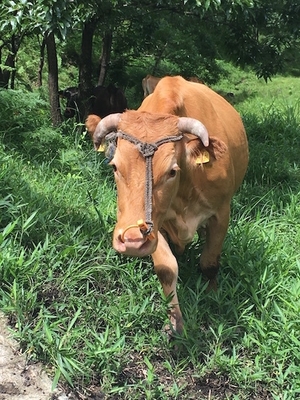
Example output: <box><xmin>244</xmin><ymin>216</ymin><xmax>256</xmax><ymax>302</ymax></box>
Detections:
<box><xmin>0</xmin><ymin>0</ymin><xmax>300</xmax><ymax>120</ymax></box>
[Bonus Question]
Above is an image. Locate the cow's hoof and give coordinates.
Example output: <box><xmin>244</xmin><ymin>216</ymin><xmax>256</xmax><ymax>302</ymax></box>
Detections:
<box><xmin>163</xmin><ymin>316</ymin><xmax>183</xmax><ymax>339</ymax></box>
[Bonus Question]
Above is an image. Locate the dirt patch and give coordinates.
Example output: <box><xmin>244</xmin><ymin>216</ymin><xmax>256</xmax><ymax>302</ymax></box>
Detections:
<box><xmin>0</xmin><ymin>312</ymin><xmax>66</xmax><ymax>400</ymax></box>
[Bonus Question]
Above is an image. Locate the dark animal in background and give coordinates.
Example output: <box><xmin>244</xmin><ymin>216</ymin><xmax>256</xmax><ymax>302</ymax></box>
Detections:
<box><xmin>59</xmin><ymin>84</ymin><xmax>127</xmax><ymax>121</ymax></box>
<box><xmin>58</xmin><ymin>86</ymin><xmax>79</xmax><ymax>119</ymax></box>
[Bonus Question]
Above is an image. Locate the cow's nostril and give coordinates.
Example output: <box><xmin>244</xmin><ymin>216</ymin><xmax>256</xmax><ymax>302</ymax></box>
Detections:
<box><xmin>118</xmin><ymin>233</ymin><xmax>125</xmax><ymax>243</ymax></box>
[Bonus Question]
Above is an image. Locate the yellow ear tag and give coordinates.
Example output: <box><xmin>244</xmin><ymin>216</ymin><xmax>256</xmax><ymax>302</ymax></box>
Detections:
<box><xmin>196</xmin><ymin>150</ymin><xmax>210</xmax><ymax>164</ymax></box>
<box><xmin>97</xmin><ymin>143</ymin><xmax>106</xmax><ymax>152</ymax></box>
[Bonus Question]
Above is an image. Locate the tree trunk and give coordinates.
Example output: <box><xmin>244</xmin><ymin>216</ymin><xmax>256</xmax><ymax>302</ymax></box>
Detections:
<box><xmin>98</xmin><ymin>30</ymin><xmax>112</xmax><ymax>86</ymax></box>
<box><xmin>79</xmin><ymin>20</ymin><xmax>95</xmax><ymax>95</ymax></box>
<box><xmin>37</xmin><ymin>36</ymin><xmax>46</xmax><ymax>88</ymax></box>
<box><xmin>78</xmin><ymin>19</ymin><xmax>96</xmax><ymax>119</ymax></box>
<box><xmin>0</xmin><ymin>35</ymin><xmax>20</xmax><ymax>89</ymax></box>
<box><xmin>45</xmin><ymin>31</ymin><xmax>62</xmax><ymax>126</ymax></box>
<box><xmin>10</xmin><ymin>35</ymin><xmax>18</xmax><ymax>89</ymax></box>
<box><xmin>0</xmin><ymin>53</ymin><xmax>14</xmax><ymax>88</ymax></box>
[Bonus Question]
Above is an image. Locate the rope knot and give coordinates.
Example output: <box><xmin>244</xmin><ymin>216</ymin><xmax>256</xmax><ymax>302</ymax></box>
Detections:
<box><xmin>137</xmin><ymin>142</ymin><xmax>158</xmax><ymax>157</ymax></box>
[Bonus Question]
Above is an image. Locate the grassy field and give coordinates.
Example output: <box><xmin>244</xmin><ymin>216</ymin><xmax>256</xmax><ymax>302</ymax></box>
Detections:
<box><xmin>0</xmin><ymin>71</ymin><xmax>300</xmax><ymax>399</ymax></box>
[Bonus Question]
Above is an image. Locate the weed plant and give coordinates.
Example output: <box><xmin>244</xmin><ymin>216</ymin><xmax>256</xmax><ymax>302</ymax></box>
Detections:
<box><xmin>0</xmin><ymin>76</ymin><xmax>300</xmax><ymax>398</ymax></box>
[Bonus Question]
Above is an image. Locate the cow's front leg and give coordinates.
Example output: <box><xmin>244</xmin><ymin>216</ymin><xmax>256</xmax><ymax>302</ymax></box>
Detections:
<box><xmin>152</xmin><ymin>231</ymin><xmax>183</xmax><ymax>335</ymax></box>
<box><xmin>200</xmin><ymin>204</ymin><xmax>230</xmax><ymax>291</ymax></box>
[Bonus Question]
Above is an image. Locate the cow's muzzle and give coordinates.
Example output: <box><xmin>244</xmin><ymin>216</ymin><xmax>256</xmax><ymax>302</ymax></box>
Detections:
<box><xmin>114</xmin><ymin>222</ymin><xmax>157</xmax><ymax>257</ymax></box>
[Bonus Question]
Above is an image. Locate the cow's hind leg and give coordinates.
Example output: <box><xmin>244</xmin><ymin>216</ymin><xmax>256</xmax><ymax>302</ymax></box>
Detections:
<box><xmin>152</xmin><ymin>232</ymin><xmax>183</xmax><ymax>335</ymax></box>
<box><xmin>200</xmin><ymin>205</ymin><xmax>230</xmax><ymax>291</ymax></box>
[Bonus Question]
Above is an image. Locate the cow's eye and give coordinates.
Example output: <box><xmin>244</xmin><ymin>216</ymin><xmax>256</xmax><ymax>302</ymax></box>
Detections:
<box><xmin>169</xmin><ymin>169</ymin><xmax>177</xmax><ymax>178</ymax></box>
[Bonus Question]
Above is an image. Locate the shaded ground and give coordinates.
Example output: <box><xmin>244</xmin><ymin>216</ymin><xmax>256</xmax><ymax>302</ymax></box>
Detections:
<box><xmin>1</xmin><ymin>312</ymin><xmax>272</xmax><ymax>399</ymax></box>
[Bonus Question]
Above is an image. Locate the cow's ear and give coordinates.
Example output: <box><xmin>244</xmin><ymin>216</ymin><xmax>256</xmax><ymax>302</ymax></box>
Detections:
<box><xmin>85</xmin><ymin>114</ymin><xmax>101</xmax><ymax>137</ymax></box>
<box><xmin>185</xmin><ymin>135</ymin><xmax>228</xmax><ymax>165</ymax></box>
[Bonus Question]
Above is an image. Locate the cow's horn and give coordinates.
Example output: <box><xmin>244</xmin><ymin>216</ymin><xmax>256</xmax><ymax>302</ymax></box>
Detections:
<box><xmin>93</xmin><ymin>113</ymin><xmax>122</xmax><ymax>149</ymax></box>
<box><xmin>177</xmin><ymin>117</ymin><xmax>209</xmax><ymax>147</ymax></box>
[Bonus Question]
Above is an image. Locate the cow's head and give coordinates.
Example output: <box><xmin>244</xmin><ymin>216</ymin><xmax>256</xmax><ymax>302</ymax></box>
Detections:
<box><xmin>92</xmin><ymin>110</ymin><xmax>209</xmax><ymax>257</ymax></box>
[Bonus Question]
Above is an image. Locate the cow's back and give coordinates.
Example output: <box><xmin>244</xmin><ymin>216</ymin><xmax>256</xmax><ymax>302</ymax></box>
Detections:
<box><xmin>138</xmin><ymin>76</ymin><xmax>248</xmax><ymax>191</ymax></box>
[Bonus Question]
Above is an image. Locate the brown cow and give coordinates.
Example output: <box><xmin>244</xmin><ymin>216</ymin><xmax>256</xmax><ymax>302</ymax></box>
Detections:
<box><xmin>86</xmin><ymin>76</ymin><xmax>248</xmax><ymax>334</ymax></box>
<box><xmin>142</xmin><ymin>75</ymin><xmax>162</xmax><ymax>98</ymax></box>
<box><xmin>188</xmin><ymin>76</ymin><xmax>205</xmax><ymax>84</ymax></box>
<box><xmin>142</xmin><ymin>75</ymin><xmax>205</xmax><ymax>98</ymax></box>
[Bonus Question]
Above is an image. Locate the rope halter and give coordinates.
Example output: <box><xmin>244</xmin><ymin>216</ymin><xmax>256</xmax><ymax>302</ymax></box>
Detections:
<box><xmin>106</xmin><ymin>131</ymin><xmax>183</xmax><ymax>241</ymax></box>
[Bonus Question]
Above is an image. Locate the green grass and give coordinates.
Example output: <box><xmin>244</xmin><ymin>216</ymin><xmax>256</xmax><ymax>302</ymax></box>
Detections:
<box><xmin>0</xmin><ymin>72</ymin><xmax>300</xmax><ymax>399</ymax></box>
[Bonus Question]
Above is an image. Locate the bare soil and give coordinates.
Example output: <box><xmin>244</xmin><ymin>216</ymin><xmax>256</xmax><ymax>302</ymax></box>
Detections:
<box><xmin>0</xmin><ymin>312</ymin><xmax>58</xmax><ymax>400</ymax></box>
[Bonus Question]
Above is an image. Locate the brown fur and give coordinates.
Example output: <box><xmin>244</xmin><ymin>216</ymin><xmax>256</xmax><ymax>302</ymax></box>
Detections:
<box><xmin>142</xmin><ymin>75</ymin><xmax>163</xmax><ymax>98</ymax></box>
<box><xmin>155</xmin><ymin>266</ymin><xmax>176</xmax><ymax>286</ymax></box>
<box><xmin>142</xmin><ymin>75</ymin><xmax>205</xmax><ymax>98</ymax></box>
<box><xmin>118</xmin><ymin>110</ymin><xmax>179</xmax><ymax>141</ymax></box>
<box><xmin>85</xmin><ymin>114</ymin><xmax>101</xmax><ymax>138</ymax></box>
